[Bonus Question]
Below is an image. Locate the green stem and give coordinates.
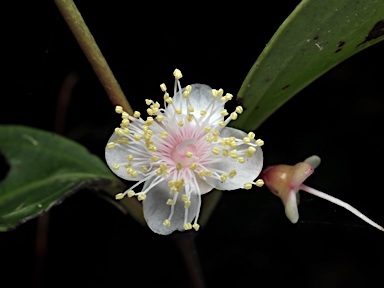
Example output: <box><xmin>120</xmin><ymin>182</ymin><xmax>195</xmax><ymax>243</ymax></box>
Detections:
<box><xmin>53</xmin><ymin>0</ymin><xmax>133</xmax><ymax>115</ymax></box>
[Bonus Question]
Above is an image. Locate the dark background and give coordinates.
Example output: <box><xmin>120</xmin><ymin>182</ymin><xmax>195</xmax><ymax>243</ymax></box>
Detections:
<box><xmin>2</xmin><ymin>1</ymin><xmax>384</xmax><ymax>287</ymax></box>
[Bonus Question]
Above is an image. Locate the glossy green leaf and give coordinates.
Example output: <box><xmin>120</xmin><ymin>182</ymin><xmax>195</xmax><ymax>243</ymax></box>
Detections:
<box><xmin>232</xmin><ymin>0</ymin><xmax>384</xmax><ymax>131</ymax></box>
<box><xmin>0</xmin><ymin>125</ymin><xmax>124</xmax><ymax>231</ymax></box>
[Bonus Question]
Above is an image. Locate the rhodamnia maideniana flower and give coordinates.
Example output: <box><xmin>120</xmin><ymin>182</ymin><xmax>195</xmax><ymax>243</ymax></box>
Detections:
<box><xmin>105</xmin><ymin>69</ymin><xmax>265</xmax><ymax>235</ymax></box>
<box><xmin>261</xmin><ymin>155</ymin><xmax>384</xmax><ymax>231</ymax></box>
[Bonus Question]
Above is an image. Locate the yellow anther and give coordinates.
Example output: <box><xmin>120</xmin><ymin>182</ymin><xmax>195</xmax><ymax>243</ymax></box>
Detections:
<box><xmin>255</xmin><ymin>179</ymin><xmax>265</xmax><ymax>187</ymax></box>
<box><xmin>221</xmin><ymin>109</ymin><xmax>229</xmax><ymax>116</ymax></box>
<box><xmin>212</xmin><ymin>89</ymin><xmax>218</xmax><ymax>97</ymax></box>
<box><xmin>127</xmin><ymin>155</ymin><xmax>134</xmax><ymax>161</ymax></box>
<box><xmin>217</xmin><ymin>88</ymin><xmax>224</xmax><ymax>96</ymax></box>
<box><xmin>244</xmin><ymin>182</ymin><xmax>253</xmax><ymax>190</ymax></box>
<box><xmin>147</xmin><ymin>108</ymin><xmax>154</xmax><ymax>116</ymax></box>
<box><xmin>181</xmin><ymin>194</ymin><xmax>189</xmax><ymax>202</ymax></box>
<box><xmin>156</xmin><ymin>115</ymin><xmax>164</xmax><ymax>122</ymax></box>
<box><xmin>127</xmin><ymin>190</ymin><xmax>135</xmax><ymax>197</ymax></box>
<box><xmin>160</xmin><ymin>83</ymin><xmax>167</xmax><ymax>92</ymax></box>
<box><xmin>256</xmin><ymin>139</ymin><xmax>264</xmax><ymax>146</ymax></box>
<box><xmin>163</xmin><ymin>92</ymin><xmax>170</xmax><ymax>100</ymax></box>
<box><xmin>225</xmin><ymin>93</ymin><xmax>233</xmax><ymax>101</ymax></box>
<box><xmin>122</xmin><ymin>128</ymin><xmax>130</xmax><ymax>135</ymax></box>
<box><xmin>220</xmin><ymin>97</ymin><xmax>227</xmax><ymax>102</ymax></box>
<box><xmin>151</xmin><ymin>155</ymin><xmax>158</xmax><ymax>162</ymax></box>
<box><xmin>141</xmin><ymin>166</ymin><xmax>148</xmax><ymax>173</ymax></box>
<box><xmin>245</xmin><ymin>147</ymin><xmax>256</xmax><ymax>158</ymax></box>
<box><xmin>187</xmin><ymin>114</ymin><xmax>194</xmax><ymax>122</ymax></box>
<box><xmin>122</xmin><ymin>112</ymin><xmax>129</xmax><ymax>119</ymax></box>
<box><xmin>165</xmin><ymin>97</ymin><xmax>173</xmax><ymax>104</ymax></box>
<box><xmin>229</xmin><ymin>141</ymin><xmax>237</xmax><ymax>148</ymax></box>
<box><xmin>148</xmin><ymin>145</ymin><xmax>157</xmax><ymax>152</ymax></box>
<box><xmin>113</xmin><ymin>164</ymin><xmax>120</xmax><ymax>170</ymax></box>
<box><xmin>121</xmin><ymin>137</ymin><xmax>129</xmax><ymax>145</ymax></box>
<box><xmin>163</xmin><ymin>219</ymin><xmax>171</xmax><ymax>226</ymax></box>
<box><xmin>206</xmin><ymin>135</ymin><xmax>214</xmax><ymax>142</ymax></box>
<box><xmin>229</xmin><ymin>170</ymin><xmax>237</xmax><ymax>178</ymax></box>
<box><xmin>137</xmin><ymin>194</ymin><xmax>146</xmax><ymax>201</ymax></box>
<box><xmin>115</xmin><ymin>128</ymin><xmax>124</xmax><ymax>136</ymax></box>
<box><xmin>115</xmin><ymin>106</ymin><xmax>123</xmax><ymax>114</ymax></box>
<box><xmin>230</xmin><ymin>112</ymin><xmax>238</xmax><ymax>120</ymax></box>
<box><xmin>176</xmin><ymin>163</ymin><xmax>183</xmax><ymax>171</ymax></box>
<box><xmin>184</xmin><ymin>200</ymin><xmax>191</xmax><ymax>208</ymax></box>
<box><xmin>222</xmin><ymin>149</ymin><xmax>229</xmax><ymax>156</ymax></box>
<box><xmin>107</xmin><ymin>142</ymin><xmax>115</xmax><ymax>149</ymax></box>
<box><xmin>160</xmin><ymin>132</ymin><xmax>168</xmax><ymax>138</ymax></box>
<box><xmin>184</xmin><ymin>222</ymin><xmax>192</xmax><ymax>230</ymax></box>
<box><xmin>183</xmin><ymin>90</ymin><xmax>190</xmax><ymax>98</ymax></box>
<box><xmin>145</xmin><ymin>117</ymin><xmax>154</xmax><ymax>125</ymax></box>
<box><xmin>126</xmin><ymin>167</ymin><xmax>133</xmax><ymax>175</ymax></box>
<box><xmin>186</xmin><ymin>151</ymin><xmax>193</xmax><ymax>158</ymax></box>
<box><xmin>204</xmin><ymin>127</ymin><xmax>212</xmax><ymax>133</ymax></box>
<box><xmin>212</xmin><ymin>131</ymin><xmax>219</xmax><ymax>138</ymax></box>
<box><xmin>236</xmin><ymin>106</ymin><xmax>243</xmax><ymax>114</ymax></box>
<box><xmin>131</xmin><ymin>170</ymin><xmax>138</xmax><ymax>178</ymax></box>
<box><xmin>212</xmin><ymin>147</ymin><xmax>220</xmax><ymax>155</ymax></box>
<box><xmin>248</xmin><ymin>132</ymin><xmax>255</xmax><ymax>140</ymax></box>
<box><xmin>220</xmin><ymin>140</ymin><xmax>227</xmax><ymax>146</ymax></box>
<box><xmin>166</xmin><ymin>199</ymin><xmax>174</xmax><ymax>205</ymax></box>
<box><xmin>153</xmin><ymin>102</ymin><xmax>161</xmax><ymax>109</ymax></box>
<box><xmin>168</xmin><ymin>181</ymin><xmax>175</xmax><ymax>187</ymax></box>
<box><xmin>186</xmin><ymin>85</ymin><xmax>192</xmax><ymax>92</ymax></box>
<box><xmin>173</xmin><ymin>69</ymin><xmax>183</xmax><ymax>79</ymax></box>
<box><xmin>160</xmin><ymin>163</ymin><xmax>168</xmax><ymax>171</ymax></box>
<box><xmin>145</xmin><ymin>99</ymin><xmax>152</xmax><ymax>105</ymax></box>
<box><xmin>188</xmin><ymin>106</ymin><xmax>194</xmax><ymax>112</ymax></box>
<box><xmin>220</xmin><ymin>174</ymin><xmax>227</xmax><ymax>182</ymax></box>
<box><xmin>133</xmin><ymin>111</ymin><xmax>141</xmax><ymax>118</ymax></box>
<box><xmin>115</xmin><ymin>193</ymin><xmax>124</xmax><ymax>200</ymax></box>
<box><xmin>243</xmin><ymin>137</ymin><xmax>251</xmax><ymax>143</ymax></box>
<box><xmin>219</xmin><ymin>120</ymin><xmax>225</xmax><ymax>126</ymax></box>
<box><xmin>198</xmin><ymin>170</ymin><xmax>205</xmax><ymax>178</ymax></box>
<box><xmin>175</xmin><ymin>108</ymin><xmax>182</xmax><ymax>114</ymax></box>
<box><xmin>178</xmin><ymin>121</ymin><xmax>184</xmax><ymax>127</ymax></box>
<box><xmin>192</xmin><ymin>223</ymin><xmax>200</xmax><ymax>231</ymax></box>
<box><xmin>156</xmin><ymin>168</ymin><xmax>163</xmax><ymax>175</ymax></box>
<box><xmin>190</xmin><ymin>163</ymin><xmax>198</xmax><ymax>170</ymax></box>
<box><xmin>133</xmin><ymin>134</ymin><xmax>141</xmax><ymax>141</ymax></box>
<box><xmin>121</xmin><ymin>119</ymin><xmax>130</xmax><ymax>127</ymax></box>
<box><xmin>238</xmin><ymin>157</ymin><xmax>246</xmax><ymax>164</ymax></box>
<box><xmin>200</xmin><ymin>110</ymin><xmax>207</xmax><ymax>116</ymax></box>
<box><xmin>204</xmin><ymin>170</ymin><xmax>212</xmax><ymax>177</ymax></box>
<box><xmin>230</xmin><ymin>150</ymin><xmax>238</xmax><ymax>158</ymax></box>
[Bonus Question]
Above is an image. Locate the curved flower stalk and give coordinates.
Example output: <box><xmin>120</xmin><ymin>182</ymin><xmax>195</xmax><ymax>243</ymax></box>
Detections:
<box><xmin>261</xmin><ymin>155</ymin><xmax>384</xmax><ymax>231</ymax></box>
<box><xmin>105</xmin><ymin>69</ymin><xmax>265</xmax><ymax>235</ymax></box>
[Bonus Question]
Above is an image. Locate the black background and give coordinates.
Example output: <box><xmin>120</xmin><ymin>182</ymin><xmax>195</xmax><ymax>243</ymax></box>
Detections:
<box><xmin>1</xmin><ymin>1</ymin><xmax>384</xmax><ymax>287</ymax></box>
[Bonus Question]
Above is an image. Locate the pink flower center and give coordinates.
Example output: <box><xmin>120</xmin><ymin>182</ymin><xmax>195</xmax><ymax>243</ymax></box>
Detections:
<box><xmin>171</xmin><ymin>137</ymin><xmax>197</xmax><ymax>166</ymax></box>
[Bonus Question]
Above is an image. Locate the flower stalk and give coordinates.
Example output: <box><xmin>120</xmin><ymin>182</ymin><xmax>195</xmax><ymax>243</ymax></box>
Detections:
<box><xmin>54</xmin><ymin>0</ymin><xmax>132</xmax><ymax>114</ymax></box>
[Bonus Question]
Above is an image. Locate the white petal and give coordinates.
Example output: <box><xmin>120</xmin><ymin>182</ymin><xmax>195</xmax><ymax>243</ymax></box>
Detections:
<box><xmin>282</xmin><ymin>190</ymin><xmax>299</xmax><ymax>223</ymax></box>
<box><xmin>168</xmin><ymin>84</ymin><xmax>224</xmax><ymax>122</ymax></box>
<box><xmin>205</xmin><ymin>127</ymin><xmax>263</xmax><ymax>190</ymax></box>
<box><xmin>195</xmin><ymin>174</ymin><xmax>214</xmax><ymax>195</ymax></box>
<box><xmin>304</xmin><ymin>155</ymin><xmax>321</xmax><ymax>169</ymax></box>
<box><xmin>143</xmin><ymin>179</ymin><xmax>199</xmax><ymax>235</ymax></box>
<box><xmin>105</xmin><ymin>133</ymin><xmax>147</xmax><ymax>181</ymax></box>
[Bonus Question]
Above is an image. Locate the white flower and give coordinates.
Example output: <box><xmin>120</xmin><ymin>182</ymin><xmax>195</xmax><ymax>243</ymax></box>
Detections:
<box><xmin>105</xmin><ymin>69</ymin><xmax>264</xmax><ymax>235</ymax></box>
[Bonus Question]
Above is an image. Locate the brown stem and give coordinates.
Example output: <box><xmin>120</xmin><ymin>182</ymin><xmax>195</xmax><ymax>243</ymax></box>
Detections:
<box><xmin>53</xmin><ymin>0</ymin><xmax>133</xmax><ymax>115</ymax></box>
<box><xmin>172</xmin><ymin>232</ymin><xmax>206</xmax><ymax>288</ymax></box>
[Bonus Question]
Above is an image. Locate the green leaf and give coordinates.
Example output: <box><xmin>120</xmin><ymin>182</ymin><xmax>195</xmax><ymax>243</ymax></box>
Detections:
<box><xmin>0</xmin><ymin>125</ymin><xmax>124</xmax><ymax>231</ymax></box>
<box><xmin>232</xmin><ymin>0</ymin><xmax>384</xmax><ymax>131</ymax></box>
